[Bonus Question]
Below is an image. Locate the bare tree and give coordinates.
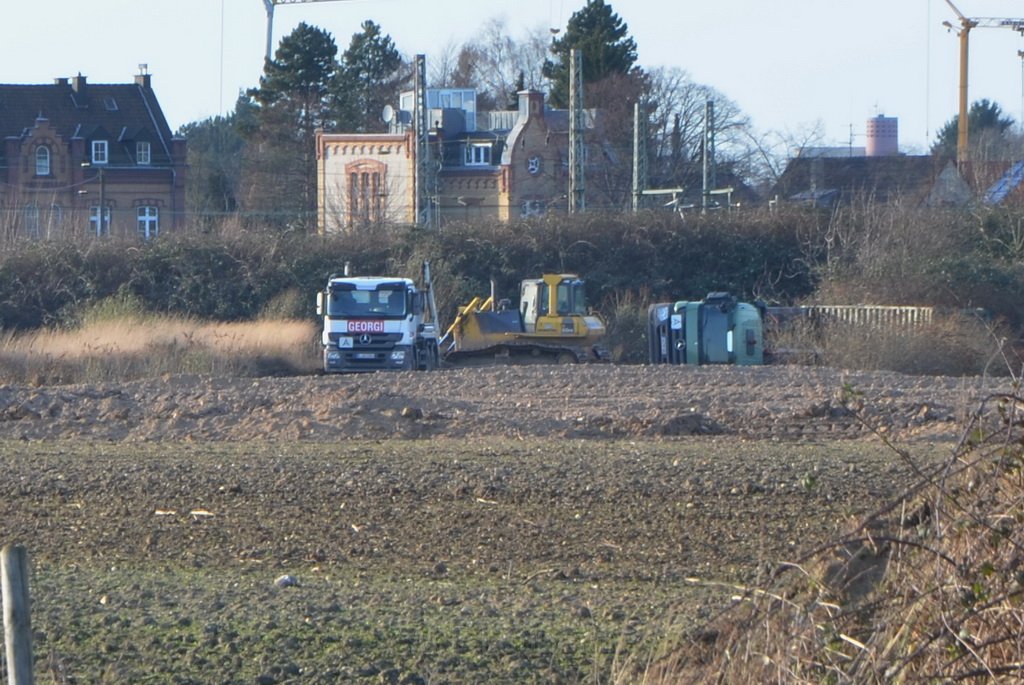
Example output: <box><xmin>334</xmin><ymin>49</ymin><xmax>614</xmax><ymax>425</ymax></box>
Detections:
<box><xmin>430</xmin><ymin>20</ymin><xmax>552</xmax><ymax>110</ymax></box>
<box><xmin>428</xmin><ymin>40</ymin><xmax>462</xmax><ymax>88</ymax></box>
<box><xmin>743</xmin><ymin>121</ymin><xmax>827</xmax><ymax>190</ymax></box>
<box><xmin>643</xmin><ymin>67</ymin><xmax>756</xmax><ymax>193</ymax></box>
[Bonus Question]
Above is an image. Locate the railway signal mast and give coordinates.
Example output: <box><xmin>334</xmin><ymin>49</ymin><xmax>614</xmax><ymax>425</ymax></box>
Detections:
<box><xmin>942</xmin><ymin>0</ymin><xmax>1024</xmax><ymax>169</ymax></box>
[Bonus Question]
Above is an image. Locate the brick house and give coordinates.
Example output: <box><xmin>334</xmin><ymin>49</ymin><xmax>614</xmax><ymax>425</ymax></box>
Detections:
<box><xmin>316</xmin><ymin>89</ymin><xmax>580</xmax><ymax>231</ymax></box>
<box><xmin>0</xmin><ymin>70</ymin><xmax>186</xmax><ymax>240</ymax></box>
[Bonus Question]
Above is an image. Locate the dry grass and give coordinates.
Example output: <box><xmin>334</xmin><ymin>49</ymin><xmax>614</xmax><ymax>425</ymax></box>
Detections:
<box><xmin>600</xmin><ymin>288</ymin><xmax>655</xmax><ymax>364</ymax></box>
<box><xmin>0</xmin><ymin>316</ymin><xmax>320</xmax><ymax>385</ymax></box>
<box><xmin>768</xmin><ymin>311</ymin><xmax>1010</xmax><ymax>376</ymax></box>
<box><xmin>637</xmin><ymin>380</ymin><xmax>1024</xmax><ymax>684</ymax></box>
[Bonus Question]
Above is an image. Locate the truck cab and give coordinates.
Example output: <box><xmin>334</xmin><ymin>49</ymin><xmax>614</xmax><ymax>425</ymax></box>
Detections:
<box><xmin>648</xmin><ymin>292</ymin><xmax>764</xmax><ymax>366</ymax></box>
<box><xmin>317</xmin><ymin>275</ymin><xmax>438</xmax><ymax>373</ymax></box>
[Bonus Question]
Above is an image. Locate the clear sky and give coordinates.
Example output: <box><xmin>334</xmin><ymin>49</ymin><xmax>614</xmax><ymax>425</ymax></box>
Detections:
<box><xmin>5</xmin><ymin>0</ymin><xmax>1024</xmax><ymax>154</ymax></box>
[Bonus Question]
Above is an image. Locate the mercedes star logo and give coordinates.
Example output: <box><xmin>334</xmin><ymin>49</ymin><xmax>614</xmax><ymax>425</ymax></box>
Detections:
<box><xmin>359</xmin><ymin>334</ymin><xmax>371</xmax><ymax>345</ymax></box>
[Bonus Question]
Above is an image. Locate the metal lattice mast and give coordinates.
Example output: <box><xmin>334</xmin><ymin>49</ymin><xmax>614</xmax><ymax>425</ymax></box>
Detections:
<box><xmin>701</xmin><ymin>100</ymin><xmax>716</xmax><ymax>212</ymax></box>
<box><xmin>413</xmin><ymin>54</ymin><xmax>433</xmax><ymax>226</ymax></box>
<box><xmin>632</xmin><ymin>100</ymin><xmax>648</xmax><ymax>212</ymax></box>
<box><xmin>568</xmin><ymin>48</ymin><xmax>585</xmax><ymax>214</ymax></box>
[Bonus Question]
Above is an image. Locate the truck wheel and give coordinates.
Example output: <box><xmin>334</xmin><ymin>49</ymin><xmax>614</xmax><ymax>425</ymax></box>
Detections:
<box><xmin>556</xmin><ymin>352</ymin><xmax>578</xmax><ymax>365</ymax></box>
<box><xmin>418</xmin><ymin>346</ymin><xmax>438</xmax><ymax>371</ymax></box>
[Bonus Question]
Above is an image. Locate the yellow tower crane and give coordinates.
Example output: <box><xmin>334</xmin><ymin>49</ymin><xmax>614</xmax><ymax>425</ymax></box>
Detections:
<box><xmin>943</xmin><ymin>1</ymin><xmax>1024</xmax><ymax>169</ymax></box>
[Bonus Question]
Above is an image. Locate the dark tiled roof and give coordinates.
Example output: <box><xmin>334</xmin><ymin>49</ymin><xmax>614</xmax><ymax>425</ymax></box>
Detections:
<box><xmin>772</xmin><ymin>155</ymin><xmax>947</xmax><ymax>205</ymax></box>
<box><xmin>0</xmin><ymin>77</ymin><xmax>176</xmax><ymax>165</ymax></box>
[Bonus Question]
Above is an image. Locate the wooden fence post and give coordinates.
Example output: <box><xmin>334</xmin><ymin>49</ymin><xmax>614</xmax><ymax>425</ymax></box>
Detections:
<box><xmin>1</xmin><ymin>545</ymin><xmax>34</xmax><ymax>685</ymax></box>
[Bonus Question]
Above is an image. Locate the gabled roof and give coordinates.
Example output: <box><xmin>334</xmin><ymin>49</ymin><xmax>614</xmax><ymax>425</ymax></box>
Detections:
<box><xmin>771</xmin><ymin>155</ymin><xmax>948</xmax><ymax>207</ymax></box>
<box><xmin>0</xmin><ymin>75</ymin><xmax>176</xmax><ymax>165</ymax></box>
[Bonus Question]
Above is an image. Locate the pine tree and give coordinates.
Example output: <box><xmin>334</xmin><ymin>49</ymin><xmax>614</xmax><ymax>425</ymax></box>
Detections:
<box><xmin>542</xmin><ymin>0</ymin><xmax>639</xmax><ymax>108</ymax></box>
<box><xmin>931</xmin><ymin>99</ymin><xmax>1015</xmax><ymax>161</ymax></box>
<box><xmin>243</xmin><ymin>23</ymin><xmax>341</xmax><ymax>230</ymax></box>
<box><xmin>180</xmin><ymin>112</ymin><xmax>244</xmax><ymax>229</ymax></box>
<box><xmin>334</xmin><ymin>21</ymin><xmax>407</xmax><ymax>132</ymax></box>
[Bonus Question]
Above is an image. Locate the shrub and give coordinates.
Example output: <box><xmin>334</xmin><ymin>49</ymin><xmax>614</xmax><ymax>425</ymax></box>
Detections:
<box><xmin>816</xmin><ymin>313</ymin><xmax>1007</xmax><ymax>376</ymax></box>
<box><xmin>644</xmin><ymin>380</ymin><xmax>1024</xmax><ymax>683</ymax></box>
<box><xmin>599</xmin><ymin>288</ymin><xmax>654</xmax><ymax>363</ymax></box>
<box><xmin>0</xmin><ymin>205</ymin><xmax>1022</xmax><ymax>374</ymax></box>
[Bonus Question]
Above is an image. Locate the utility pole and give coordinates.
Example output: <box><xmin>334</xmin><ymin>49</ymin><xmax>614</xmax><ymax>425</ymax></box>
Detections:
<box><xmin>701</xmin><ymin>100</ymin><xmax>716</xmax><ymax>213</ymax></box>
<box><xmin>99</xmin><ymin>167</ymin><xmax>107</xmax><ymax>236</ymax></box>
<box><xmin>1019</xmin><ymin>50</ymin><xmax>1024</xmax><ymax>132</ymax></box>
<box><xmin>413</xmin><ymin>54</ymin><xmax>434</xmax><ymax>227</ymax></box>
<box><xmin>631</xmin><ymin>100</ymin><xmax>647</xmax><ymax>212</ymax></box>
<box><xmin>568</xmin><ymin>48</ymin><xmax>585</xmax><ymax>214</ymax></box>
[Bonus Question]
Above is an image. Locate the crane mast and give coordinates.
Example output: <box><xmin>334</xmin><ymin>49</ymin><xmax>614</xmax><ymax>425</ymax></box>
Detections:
<box><xmin>943</xmin><ymin>0</ymin><xmax>1024</xmax><ymax>169</ymax></box>
<box><xmin>262</xmin><ymin>0</ymin><xmax>357</xmax><ymax>62</ymax></box>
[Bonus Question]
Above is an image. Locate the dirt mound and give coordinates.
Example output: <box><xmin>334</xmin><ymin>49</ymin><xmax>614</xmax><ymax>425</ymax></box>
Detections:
<box><xmin>0</xmin><ymin>365</ymin><xmax>997</xmax><ymax>443</ymax></box>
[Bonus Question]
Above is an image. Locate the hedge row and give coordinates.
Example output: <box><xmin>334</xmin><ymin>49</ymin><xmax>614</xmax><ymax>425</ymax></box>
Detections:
<box><xmin>0</xmin><ymin>206</ymin><xmax>1020</xmax><ymax>336</ymax></box>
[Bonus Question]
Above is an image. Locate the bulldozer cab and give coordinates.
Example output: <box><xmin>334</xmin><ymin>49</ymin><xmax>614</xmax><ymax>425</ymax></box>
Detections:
<box><xmin>521</xmin><ymin>274</ymin><xmax>588</xmax><ymax>333</ymax></box>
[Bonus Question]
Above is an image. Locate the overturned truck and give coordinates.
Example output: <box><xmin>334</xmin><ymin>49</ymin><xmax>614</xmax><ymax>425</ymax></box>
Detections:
<box><xmin>648</xmin><ymin>292</ymin><xmax>765</xmax><ymax>366</ymax></box>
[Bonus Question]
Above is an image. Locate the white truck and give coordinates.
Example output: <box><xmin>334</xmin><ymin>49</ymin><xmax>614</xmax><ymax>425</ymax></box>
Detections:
<box><xmin>316</xmin><ymin>262</ymin><xmax>440</xmax><ymax>373</ymax></box>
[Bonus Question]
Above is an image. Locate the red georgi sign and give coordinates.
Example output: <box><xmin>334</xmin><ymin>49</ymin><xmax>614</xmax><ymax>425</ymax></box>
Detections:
<box><xmin>347</xmin><ymin>320</ymin><xmax>385</xmax><ymax>333</ymax></box>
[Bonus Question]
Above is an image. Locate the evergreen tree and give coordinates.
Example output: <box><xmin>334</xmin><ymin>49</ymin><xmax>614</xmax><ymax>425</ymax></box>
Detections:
<box><xmin>242</xmin><ymin>23</ymin><xmax>341</xmax><ymax>230</ymax></box>
<box><xmin>931</xmin><ymin>99</ymin><xmax>1015</xmax><ymax>161</ymax></box>
<box><xmin>180</xmin><ymin>112</ymin><xmax>245</xmax><ymax>229</ymax></box>
<box><xmin>335</xmin><ymin>21</ymin><xmax>407</xmax><ymax>132</ymax></box>
<box><xmin>542</xmin><ymin>0</ymin><xmax>639</xmax><ymax>108</ymax></box>
<box><xmin>250</xmin><ymin>22</ymin><xmax>341</xmax><ymax>132</ymax></box>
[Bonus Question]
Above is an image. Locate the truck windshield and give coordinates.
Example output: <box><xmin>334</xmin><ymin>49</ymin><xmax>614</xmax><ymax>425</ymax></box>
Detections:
<box><xmin>328</xmin><ymin>286</ymin><xmax>407</xmax><ymax>318</ymax></box>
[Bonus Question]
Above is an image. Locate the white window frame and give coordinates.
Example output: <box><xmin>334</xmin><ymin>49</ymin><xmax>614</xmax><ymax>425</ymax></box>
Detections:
<box><xmin>90</xmin><ymin>205</ymin><xmax>110</xmax><ymax>236</ymax></box>
<box><xmin>137</xmin><ymin>206</ymin><xmax>159</xmax><ymax>239</ymax></box>
<box><xmin>464</xmin><ymin>143</ymin><xmax>491</xmax><ymax>166</ymax></box>
<box><xmin>136</xmin><ymin>141</ymin><xmax>151</xmax><ymax>165</ymax></box>
<box><xmin>35</xmin><ymin>146</ymin><xmax>50</xmax><ymax>176</ymax></box>
<box><xmin>91</xmin><ymin>140</ymin><xmax>108</xmax><ymax>165</ymax></box>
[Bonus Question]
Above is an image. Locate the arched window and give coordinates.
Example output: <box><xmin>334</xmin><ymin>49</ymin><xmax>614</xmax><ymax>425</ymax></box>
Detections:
<box><xmin>35</xmin><ymin>146</ymin><xmax>50</xmax><ymax>176</ymax></box>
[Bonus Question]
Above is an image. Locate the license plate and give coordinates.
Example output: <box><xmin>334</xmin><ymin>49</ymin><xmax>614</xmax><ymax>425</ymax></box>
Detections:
<box><xmin>354</xmin><ymin>352</ymin><xmax>376</xmax><ymax>360</ymax></box>
<box><xmin>338</xmin><ymin>337</ymin><xmax>353</xmax><ymax>348</ymax></box>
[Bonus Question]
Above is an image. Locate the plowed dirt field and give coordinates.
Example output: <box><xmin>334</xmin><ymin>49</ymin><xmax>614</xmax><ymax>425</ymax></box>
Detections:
<box><xmin>0</xmin><ymin>365</ymin><xmax>1006</xmax><ymax>683</ymax></box>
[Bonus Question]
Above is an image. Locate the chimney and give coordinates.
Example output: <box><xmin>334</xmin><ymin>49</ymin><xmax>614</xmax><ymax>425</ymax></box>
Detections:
<box><xmin>135</xmin><ymin>63</ymin><xmax>151</xmax><ymax>89</ymax></box>
<box><xmin>71</xmin><ymin>73</ymin><xmax>87</xmax><ymax>93</ymax></box>
<box><xmin>53</xmin><ymin>77</ymin><xmax>69</xmax><ymax>87</ymax></box>
<box><xmin>517</xmin><ymin>90</ymin><xmax>545</xmax><ymax>123</ymax></box>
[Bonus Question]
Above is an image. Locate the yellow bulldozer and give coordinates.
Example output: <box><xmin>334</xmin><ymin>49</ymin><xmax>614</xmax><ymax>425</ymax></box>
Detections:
<box><xmin>440</xmin><ymin>273</ymin><xmax>609</xmax><ymax>364</ymax></box>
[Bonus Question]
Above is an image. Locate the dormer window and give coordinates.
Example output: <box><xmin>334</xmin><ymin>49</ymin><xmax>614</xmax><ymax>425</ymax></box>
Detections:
<box><xmin>35</xmin><ymin>146</ymin><xmax>51</xmax><ymax>176</ymax></box>
<box><xmin>136</xmin><ymin>141</ymin><xmax>151</xmax><ymax>165</ymax></box>
<box><xmin>91</xmin><ymin>140</ymin><xmax>108</xmax><ymax>164</ymax></box>
<box><xmin>465</xmin><ymin>143</ymin><xmax>491</xmax><ymax>166</ymax></box>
